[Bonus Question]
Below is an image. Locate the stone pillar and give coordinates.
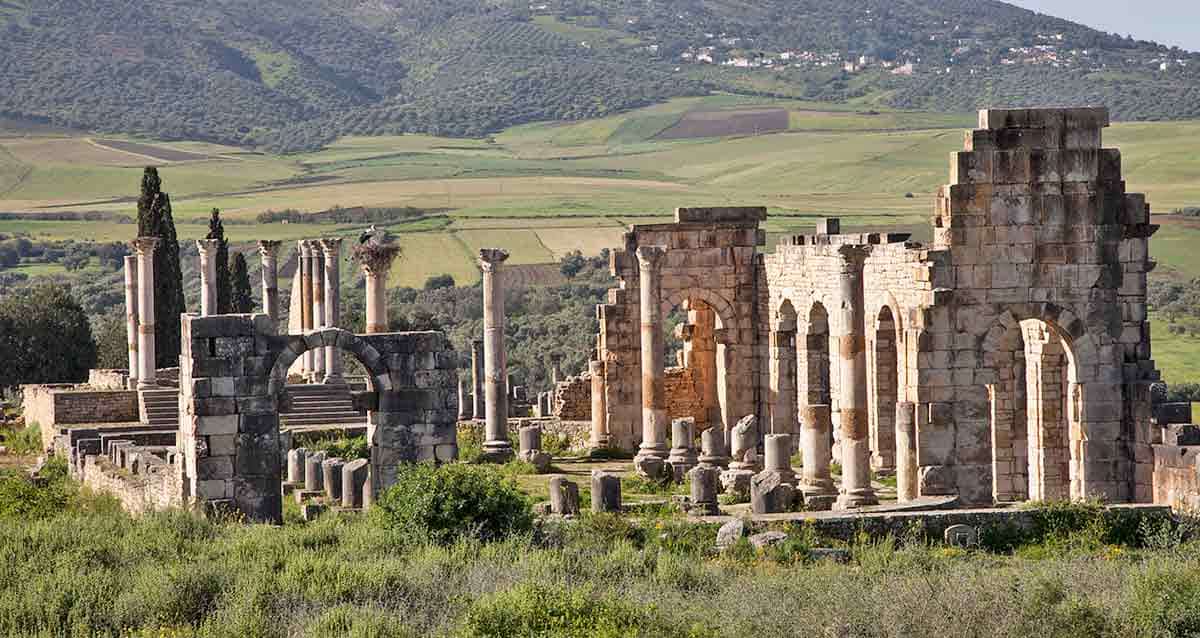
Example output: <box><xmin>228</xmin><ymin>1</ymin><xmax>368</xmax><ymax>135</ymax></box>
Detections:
<box><xmin>298</xmin><ymin>240</ymin><xmax>314</xmax><ymax>377</ymax></box>
<box><xmin>591</xmin><ymin>470</ymin><xmax>622</xmax><ymax>513</ymax></box>
<box><xmin>322</xmin><ymin>457</ymin><xmax>344</xmax><ymax>502</ymax></box>
<box><xmin>286</xmin><ymin>447</ymin><xmax>307</xmax><ymax>485</ymax></box>
<box><xmin>589</xmin><ymin>360</ymin><xmax>609</xmax><ymax>448</ymax></box>
<box><xmin>764</xmin><ymin>433</ymin><xmax>796</xmax><ymax>485</ymax></box>
<box><xmin>549</xmin><ymin>476</ymin><xmax>580</xmax><ymax>516</ymax></box>
<box><xmin>132</xmin><ymin>237</ymin><xmax>159</xmax><ymax>389</ymax></box>
<box><xmin>257</xmin><ymin>241</ymin><xmax>282</xmax><ymax>324</ymax></box>
<box><xmin>196</xmin><ymin>239</ymin><xmax>219</xmax><ymax>317</ymax></box>
<box><xmin>801</xmin><ymin>404</ymin><xmax>836</xmax><ymax>510</ymax></box>
<box><xmin>358</xmin><ymin>243</ymin><xmax>400</xmax><ymax>334</ymax></box>
<box><xmin>319</xmin><ymin>238</ymin><xmax>344</xmax><ymax>384</ymax></box>
<box><xmin>667</xmin><ymin>417</ymin><xmax>698</xmax><ymax>481</ymax></box>
<box><xmin>688</xmin><ymin>466</ymin><xmax>721</xmax><ymax>516</ymax></box>
<box><xmin>310</xmin><ymin>242</ymin><xmax>326</xmax><ymax>380</ymax></box>
<box><xmin>304</xmin><ymin>450</ymin><xmax>327</xmax><ymax>492</ymax></box>
<box><xmin>634</xmin><ymin>246</ymin><xmax>669</xmax><ymax>475</ymax></box>
<box><xmin>342</xmin><ymin>459</ymin><xmax>370</xmax><ymax>509</ymax></box>
<box><xmin>480</xmin><ymin>249</ymin><xmax>513</xmax><ymax>461</ymax></box>
<box><xmin>550</xmin><ymin>355</ymin><xmax>562</xmax><ymax>385</ymax></box>
<box><xmin>457</xmin><ymin>376</ymin><xmax>470</xmax><ymax>421</ymax></box>
<box><xmin>123</xmin><ymin>255</ymin><xmax>139</xmax><ymax>388</ymax></box>
<box><xmin>896</xmin><ymin>401</ymin><xmax>918</xmax><ymax>502</ymax></box>
<box><xmin>834</xmin><ymin>245</ymin><xmax>878</xmax><ymax>509</ymax></box>
<box><xmin>699</xmin><ymin>427</ymin><xmax>730</xmax><ymax>469</ymax></box>
<box><xmin>771</xmin><ymin>328</ymin><xmax>798</xmax><ymax>436</ymax></box>
<box><xmin>471</xmin><ymin>339</ymin><xmax>486</xmax><ymax>420</ymax></box>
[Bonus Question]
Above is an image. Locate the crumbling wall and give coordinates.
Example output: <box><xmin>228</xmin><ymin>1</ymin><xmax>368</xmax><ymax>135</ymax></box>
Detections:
<box><xmin>664</xmin><ymin>366</ymin><xmax>705</xmax><ymax>424</ymax></box>
<box><xmin>21</xmin><ymin>384</ymin><xmax>140</xmax><ymax>452</ymax></box>
<box><xmin>552</xmin><ymin>373</ymin><xmax>591</xmax><ymax>421</ymax></box>
<box><xmin>1153</xmin><ymin>445</ymin><xmax>1200</xmax><ymax>512</ymax></box>
<box><xmin>87</xmin><ymin>369</ymin><xmax>130</xmax><ymax>390</ymax></box>
<box><xmin>80</xmin><ymin>453</ymin><xmax>183</xmax><ymax>515</ymax></box>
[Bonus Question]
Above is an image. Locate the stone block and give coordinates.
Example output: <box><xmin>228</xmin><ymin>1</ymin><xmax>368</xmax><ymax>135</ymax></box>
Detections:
<box><xmin>944</xmin><ymin>524</ymin><xmax>978</xmax><ymax>548</ymax></box>
<box><xmin>236</xmin><ymin>433</ymin><xmax>281</xmax><ymax>477</ymax></box>
<box><xmin>322</xmin><ymin>457</ymin><xmax>345</xmax><ymax>502</ymax></box>
<box><xmin>196</xmin><ymin>456</ymin><xmax>234</xmax><ymax>481</ymax></box>
<box><xmin>590</xmin><ymin>471</ymin><xmax>622</xmax><ymax>513</ymax></box>
<box><xmin>687</xmin><ymin>466</ymin><xmax>720</xmax><ymax>516</ymax></box>
<box><xmin>304</xmin><ymin>451</ymin><xmax>327</xmax><ymax>492</ymax></box>
<box><xmin>548</xmin><ymin>476</ymin><xmax>580</xmax><ymax>516</ymax></box>
<box><xmin>232</xmin><ymin>477</ymin><xmax>282</xmax><ymax>525</ymax></box>
<box><xmin>715</xmin><ymin>518</ymin><xmax>745</xmax><ymax>551</ymax></box>
<box><xmin>749</xmin><ymin>531</ymin><xmax>789</xmax><ymax>550</ymax></box>
<box><xmin>720</xmin><ymin>468</ymin><xmax>754</xmax><ymax>503</ymax></box>
<box><xmin>751</xmin><ymin>470</ymin><xmax>796</xmax><ymax>514</ymax></box>
<box><xmin>342</xmin><ymin>459</ymin><xmax>370</xmax><ymax>509</ymax></box>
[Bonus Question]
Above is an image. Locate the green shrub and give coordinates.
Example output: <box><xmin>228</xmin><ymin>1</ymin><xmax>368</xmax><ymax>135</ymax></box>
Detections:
<box><xmin>305</xmin><ymin>604</ymin><xmax>414</xmax><ymax>638</ymax></box>
<box><xmin>301</xmin><ymin>435</ymin><xmax>369</xmax><ymax>461</ymax></box>
<box><xmin>373</xmin><ymin>463</ymin><xmax>532</xmax><ymax>546</ymax></box>
<box><xmin>461</xmin><ymin>583</ymin><xmax>715</xmax><ymax>638</ymax></box>
<box><xmin>1</xmin><ymin>424</ymin><xmax>42</xmax><ymax>455</ymax></box>
<box><xmin>1129</xmin><ymin>563</ymin><xmax>1200</xmax><ymax>636</ymax></box>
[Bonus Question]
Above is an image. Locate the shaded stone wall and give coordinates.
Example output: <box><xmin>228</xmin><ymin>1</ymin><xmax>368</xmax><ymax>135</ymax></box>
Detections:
<box><xmin>22</xmin><ymin>384</ymin><xmax>140</xmax><ymax>451</ymax></box>
<box><xmin>1153</xmin><ymin>445</ymin><xmax>1200</xmax><ymax>512</ymax></box>
<box><xmin>179</xmin><ymin>314</ymin><xmax>459</xmax><ymax>523</ymax></box>
<box><xmin>79</xmin><ymin>453</ymin><xmax>182</xmax><ymax>516</ymax></box>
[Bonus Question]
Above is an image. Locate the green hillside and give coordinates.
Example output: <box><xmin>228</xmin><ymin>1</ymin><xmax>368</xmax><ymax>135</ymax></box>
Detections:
<box><xmin>0</xmin><ymin>1</ymin><xmax>1196</xmax><ymax>153</ymax></box>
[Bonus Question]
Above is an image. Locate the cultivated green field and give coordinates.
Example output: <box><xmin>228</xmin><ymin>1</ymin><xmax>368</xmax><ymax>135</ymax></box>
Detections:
<box><xmin>2</xmin><ymin>96</ymin><xmax>1200</xmax><ymax>381</ymax></box>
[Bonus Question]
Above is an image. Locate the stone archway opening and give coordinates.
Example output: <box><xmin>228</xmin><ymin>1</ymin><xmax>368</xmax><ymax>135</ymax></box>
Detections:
<box><xmin>985</xmin><ymin>316</ymin><xmax>1083</xmax><ymax>504</ymax></box>
<box><xmin>663</xmin><ymin>297</ymin><xmax>729</xmax><ymax>434</ymax></box>
<box><xmin>869</xmin><ymin>305</ymin><xmax>899</xmax><ymax>474</ymax></box>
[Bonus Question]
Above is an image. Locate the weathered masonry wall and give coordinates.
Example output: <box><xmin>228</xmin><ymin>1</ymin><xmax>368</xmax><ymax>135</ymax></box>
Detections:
<box><xmin>596</xmin><ymin>207</ymin><xmax>766</xmax><ymax>450</ymax></box>
<box><xmin>552</xmin><ymin>373</ymin><xmax>591</xmax><ymax>421</ymax></box>
<box><xmin>179</xmin><ymin>313</ymin><xmax>459</xmax><ymax>523</ymax></box>
<box><xmin>22</xmin><ymin>384</ymin><xmax>140</xmax><ymax>452</ymax></box>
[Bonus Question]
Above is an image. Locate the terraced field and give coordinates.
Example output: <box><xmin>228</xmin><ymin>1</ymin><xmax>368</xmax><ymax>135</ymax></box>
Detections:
<box><xmin>3</xmin><ymin>97</ymin><xmax>1200</xmax><ymax>378</ymax></box>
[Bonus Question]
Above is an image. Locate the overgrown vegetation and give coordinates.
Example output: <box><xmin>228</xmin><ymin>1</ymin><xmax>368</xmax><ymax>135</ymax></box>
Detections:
<box><xmin>1</xmin><ymin>462</ymin><xmax>1200</xmax><ymax>636</ymax></box>
<box><xmin>0</xmin><ymin>283</ymin><xmax>96</xmax><ymax>390</ymax></box>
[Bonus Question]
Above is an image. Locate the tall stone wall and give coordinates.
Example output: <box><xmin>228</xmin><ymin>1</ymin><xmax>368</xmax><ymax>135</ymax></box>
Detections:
<box><xmin>552</xmin><ymin>373</ymin><xmax>591</xmax><ymax>421</ymax></box>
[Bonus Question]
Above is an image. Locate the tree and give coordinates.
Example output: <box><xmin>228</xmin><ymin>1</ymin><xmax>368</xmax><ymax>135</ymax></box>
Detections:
<box><xmin>560</xmin><ymin>250</ymin><xmax>586</xmax><ymax>278</ymax></box>
<box><xmin>0</xmin><ymin>284</ymin><xmax>97</xmax><ymax>389</ymax></box>
<box><xmin>424</xmin><ymin>274</ymin><xmax>456</xmax><ymax>290</ymax></box>
<box><xmin>136</xmin><ymin>168</ymin><xmax>186</xmax><ymax>369</ymax></box>
<box><xmin>207</xmin><ymin>208</ymin><xmax>231</xmax><ymax>313</ymax></box>
<box><xmin>91</xmin><ymin>311</ymin><xmax>129</xmax><ymax>370</ymax></box>
<box><xmin>230</xmin><ymin>252</ymin><xmax>254</xmax><ymax>313</ymax></box>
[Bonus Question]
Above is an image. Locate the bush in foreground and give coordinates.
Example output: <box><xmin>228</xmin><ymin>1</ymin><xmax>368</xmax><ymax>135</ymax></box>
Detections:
<box><xmin>372</xmin><ymin>463</ymin><xmax>532</xmax><ymax>545</ymax></box>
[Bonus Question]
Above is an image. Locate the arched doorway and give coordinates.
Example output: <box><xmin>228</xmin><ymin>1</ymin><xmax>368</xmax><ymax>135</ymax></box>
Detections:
<box><xmin>869</xmin><ymin>305</ymin><xmax>899</xmax><ymax>473</ymax></box>
<box><xmin>984</xmin><ymin>316</ymin><xmax>1082</xmax><ymax>503</ymax></box>
<box><xmin>660</xmin><ymin>290</ymin><xmax>739</xmax><ymax>436</ymax></box>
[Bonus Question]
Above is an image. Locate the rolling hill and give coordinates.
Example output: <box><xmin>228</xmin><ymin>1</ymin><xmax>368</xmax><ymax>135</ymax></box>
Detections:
<box><xmin>0</xmin><ymin>0</ymin><xmax>1197</xmax><ymax>153</ymax></box>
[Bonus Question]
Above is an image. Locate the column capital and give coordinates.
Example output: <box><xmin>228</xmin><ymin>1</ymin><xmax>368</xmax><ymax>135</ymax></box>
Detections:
<box><xmin>635</xmin><ymin>245</ymin><xmax>667</xmax><ymax>269</ymax></box>
<box><xmin>478</xmin><ymin>248</ymin><xmax>509</xmax><ymax>272</ymax></box>
<box><xmin>298</xmin><ymin>239</ymin><xmax>313</xmax><ymax>257</ymax></box>
<box><xmin>471</xmin><ymin>338</ymin><xmax>484</xmax><ymax>349</ymax></box>
<box><xmin>355</xmin><ymin>242</ymin><xmax>401</xmax><ymax>276</ymax></box>
<box><xmin>257</xmin><ymin>240</ymin><xmax>282</xmax><ymax>259</ymax></box>
<box><xmin>836</xmin><ymin>244</ymin><xmax>871</xmax><ymax>269</ymax></box>
<box><xmin>318</xmin><ymin>237</ymin><xmax>344</xmax><ymax>252</ymax></box>
<box><xmin>131</xmin><ymin>236</ymin><xmax>160</xmax><ymax>255</ymax></box>
<box><xmin>195</xmin><ymin>238</ymin><xmax>220</xmax><ymax>258</ymax></box>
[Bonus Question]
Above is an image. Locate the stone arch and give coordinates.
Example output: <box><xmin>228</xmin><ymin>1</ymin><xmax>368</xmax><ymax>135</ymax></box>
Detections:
<box><xmin>661</xmin><ymin>287</ymin><xmax>735</xmax><ymax>330</ymax></box>
<box><xmin>801</xmin><ymin>300</ymin><xmax>833</xmax><ymax>406</ymax></box>
<box><xmin>267</xmin><ymin>328</ymin><xmax>392</xmax><ymax>398</ymax></box>
<box><xmin>770</xmin><ymin>299</ymin><xmax>800</xmax><ymax>436</ymax></box>
<box><xmin>975</xmin><ymin>303</ymin><xmax>1099</xmax><ymax>502</ymax></box>
<box><xmin>869</xmin><ymin>304</ymin><xmax>900</xmax><ymax>472</ymax></box>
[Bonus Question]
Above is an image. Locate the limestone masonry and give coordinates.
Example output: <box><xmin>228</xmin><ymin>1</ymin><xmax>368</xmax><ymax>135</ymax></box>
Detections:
<box><xmin>28</xmin><ymin>106</ymin><xmax>1200</xmax><ymax>520</ymax></box>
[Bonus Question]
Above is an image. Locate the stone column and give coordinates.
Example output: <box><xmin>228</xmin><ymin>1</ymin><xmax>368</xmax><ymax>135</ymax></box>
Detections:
<box><xmin>319</xmin><ymin>238</ymin><xmax>343</xmax><ymax>384</ymax></box>
<box><xmin>471</xmin><ymin>339</ymin><xmax>486</xmax><ymax>419</ymax></box>
<box><xmin>123</xmin><ymin>255</ymin><xmax>139</xmax><ymax>388</ymax></box>
<box><xmin>771</xmin><ymin>328</ymin><xmax>798</xmax><ymax>435</ymax></box>
<box><xmin>896</xmin><ymin>401</ymin><xmax>918</xmax><ymax>502</ymax></box>
<box><xmin>834</xmin><ymin>245</ymin><xmax>878</xmax><ymax>509</ymax></box>
<box><xmin>357</xmin><ymin>243</ymin><xmax>400</xmax><ymax>334</ymax></box>
<box><xmin>479</xmin><ymin>249</ymin><xmax>513</xmax><ymax>461</ymax></box>
<box><xmin>310</xmin><ymin>242</ymin><xmax>326</xmax><ymax>380</ymax></box>
<box><xmin>257</xmin><ymin>241</ymin><xmax>281</xmax><ymax>323</ymax></box>
<box><xmin>196</xmin><ymin>239</ymin><xmax>219</xmax><ymax>316</ymax></box>
<box><xmin>801</xmin><ymin>404</ymin><xmax>836</xmax><ymax>509</ymax></box>
<box><xmin>457</xmin><ymin>376</ymin><xmax>470</xmax><ymax>421</ymax></box>
<box><xmin>132</xmin><ymin>237</ymin><xmax>159</xmax><ymax>389</ymax></box>
<box><xmin>634</xmin><ymin>246</ymin><xmax>669</xmax><ymax>475</ymax></box>
<box><xmin>550</xmin><ymin>355</ymin><xmax>562</xmax><ymax>385</ymax></box>
<box><xmin>298</xmin><ymin>240</ymin><xmax>314</xmax><ymax>377</ymax></box>
<box><xmin>589</xmin><ymin>359</ymin><xmax>609</xmax><ymax>448</ymax></box>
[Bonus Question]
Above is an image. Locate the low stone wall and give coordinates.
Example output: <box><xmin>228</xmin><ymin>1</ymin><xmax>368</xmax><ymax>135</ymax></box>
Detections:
<box><xmin>79</xmin><ymin>454</ymin><xmax>183</xmax><ymax>515</ymax></box>
<box><xmin>21</xmin><ymin>384</ymin><xmax>140</xmax><ymax>452</ymax></box>
<box><xmin>1153</xmin><ymin>444</ymin><xmax>1200</xmax><ymax>511</ymax></box>
<box><xmin>664</xmin><ymin>367</ymin><xmax>704</xmax><ymax>423</ymax></box>
<box><xmin>553</xmin><ymin>373</ymin><xmax>591</xmax><ymax>421</ymax></box>
<box><xmin>88</xmin><ymin>369</ymin><xmax>130</xmax><ymax>390</ymax></box>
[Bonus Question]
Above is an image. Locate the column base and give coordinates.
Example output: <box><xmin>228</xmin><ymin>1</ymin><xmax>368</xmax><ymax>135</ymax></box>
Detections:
<box><xmin>480</xmin><ymin>441</ymin><xmax>514</xmax><ymax>464</ymax></box>
<box><xmin>633</xmin><ymin>444</ymin><xmax>668</xmax><ymax>479</ymax></box>
<box><xmin>136</xmin><ymin>380</ymin><xmax>157</xmax><ymax>391</ymax></box>
<box><xmin>834</xmin><ymin>489</ymin><xmax>879</xmax><ymax>510</ymax></box>
<box><xmin>803</xmin><ymin>494</ymin><xmax>837</xmax><ymax>511</ymax></box>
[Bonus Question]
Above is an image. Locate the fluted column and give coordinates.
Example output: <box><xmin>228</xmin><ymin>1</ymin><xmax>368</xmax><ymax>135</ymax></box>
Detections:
<box><xmin>257</xmin><ymin>240</ymin><xmax>282</xmax><ymax>323</ymax></box>
<box><xmin>479</xmin><ymin>249</ymin><xmax>513</xmax><ymax>461</ymax></box>
<box><xmin>634</xmin><ymin>246</ymin><xmax>669</xmax><ymax>473</ymax></box>
<box><xmin>123</xmin><ymin>255</ymin><xmax>139</xmax><ymax>388</ymax></box>
<box><xmin>310</xmin><ymin>241</ymin><xmax>326</xmax><ymax>380</ymax></box>
<box><xmin>298</xmin><ymin>240</ymin><xmax>314</xmax><ymax>377</ymax></box>
<box><xmin>357</xmin><ymin>243</ymin><xmax>400</xmax><ymax>334</ymax></box>
<box><xmin>471</xmin><ymin>339</ymin><xmax>485</xmax><ymax>419</ymax></box>
<box><xmin>835</xmin><ymin>244</ymin><xmax>878</xmax><ymax>509</ymax></box>
<box><xmin>590</xmin><ymin>359</ymin><xmax>609</xmax><ymax>449</ymax></box>
<box><xmin>320</xmin><ymin>238</ymin><xmax>344</xmax><ymax>384</ymax></box>
<box><xmin>196</xmin><ymin>239</ymin><xmax>219</xmax><ymax>316</ymax></box>
<box><xmin>132</xmin><ymin>237</ymin><xmax>159</xmax><ymax>390</ymax></box>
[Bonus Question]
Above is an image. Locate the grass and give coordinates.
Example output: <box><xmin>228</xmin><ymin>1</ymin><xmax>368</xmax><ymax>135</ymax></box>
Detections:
<box><xmin>2</xmin><ymin>461</ymin><xmax>1200</xmax><ymax>637</ymax></box>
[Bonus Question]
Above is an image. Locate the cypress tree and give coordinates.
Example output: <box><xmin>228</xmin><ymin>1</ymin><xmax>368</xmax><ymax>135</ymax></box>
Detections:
<box><xmin>135</xmin><ymin>168</ymin><xmax>186</xmax><ymax>369</ymax></box>
<box><xmin>231</xmin><ymin>252</ymin><xmax>254</xmax><ymax>313</ymax></box>
<box><xmin>207</xmin><ymin>208</ymin><xmax>232</xmax><ymax>314</ymax></box>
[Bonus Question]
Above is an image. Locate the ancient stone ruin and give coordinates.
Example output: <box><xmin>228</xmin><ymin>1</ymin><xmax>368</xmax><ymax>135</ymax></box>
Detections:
<box><xmin>26</xmin><ymin>106</ymin><xmax>1200</xmax><ymax>523</ymax></box>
